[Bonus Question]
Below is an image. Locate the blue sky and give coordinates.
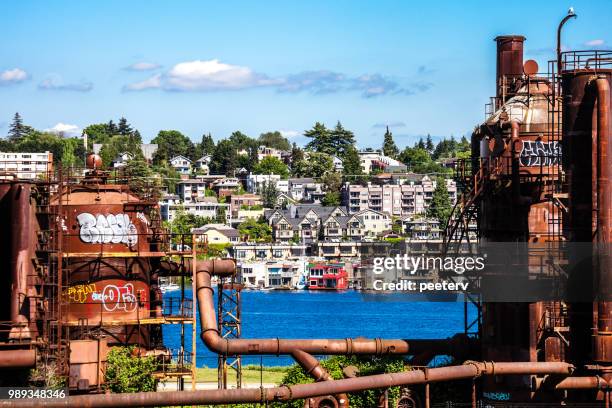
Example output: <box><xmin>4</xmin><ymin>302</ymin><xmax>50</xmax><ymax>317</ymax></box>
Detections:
<box><xmin>1</xmin><ymin>1</ymin><xmax>610</xmax><ymax>148</ymax></box>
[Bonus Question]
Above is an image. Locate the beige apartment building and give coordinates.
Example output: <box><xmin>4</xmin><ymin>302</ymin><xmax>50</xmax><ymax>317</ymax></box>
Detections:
<box><xmin>343</xmin><ymin>175</ymin><xmax>457</xmax><ymax>216</ymax></box>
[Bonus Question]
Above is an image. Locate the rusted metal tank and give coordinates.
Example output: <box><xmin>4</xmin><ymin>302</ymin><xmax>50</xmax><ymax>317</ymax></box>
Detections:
<box><xmin>68</xmin><ymin>338</ymin><xmax>108</xmax><ymax>391</ymax></box>
<box><xmin>49</xmin><ymin>166</ymin><xmax>161</xmax><ymax>348</ymax></box>
<box><xmin>495</xmin><ymin>35</ymin><xmax>525</xmax><ymax>107</ymax></box>
<box><xmin>562</xmin><ymin>64</ymin><xmax>612</xmax><ymax>372</ymax></box>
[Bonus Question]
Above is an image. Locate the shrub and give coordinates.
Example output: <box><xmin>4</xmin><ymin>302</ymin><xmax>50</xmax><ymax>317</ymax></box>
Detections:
<box><xmin>105</xmin><ymin>346</ymin><xmax>157</xmax><ymax>393</ymax></box>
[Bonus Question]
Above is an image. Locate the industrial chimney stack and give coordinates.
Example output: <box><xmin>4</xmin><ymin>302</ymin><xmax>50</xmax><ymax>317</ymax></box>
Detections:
<box><xmin>494</xmin><ymin>35</ymin><xmax>526</xmax><ymax>108</ymax></box>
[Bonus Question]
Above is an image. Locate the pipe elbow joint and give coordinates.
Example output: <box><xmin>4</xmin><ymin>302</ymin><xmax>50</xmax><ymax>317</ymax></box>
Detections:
<box><xmin>201</xmin><ymin>329</ymin><xmax>226</xmax><ymax>354</ymax></box>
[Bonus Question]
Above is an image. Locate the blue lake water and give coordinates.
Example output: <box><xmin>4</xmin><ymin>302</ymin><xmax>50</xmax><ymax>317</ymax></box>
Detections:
<box><xmin>162</xmin><ymin>287</ymin><xmax>476</xmax><ymax>367</ymax></box>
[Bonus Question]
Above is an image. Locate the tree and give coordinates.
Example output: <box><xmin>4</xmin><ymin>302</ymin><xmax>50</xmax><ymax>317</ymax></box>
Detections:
<box><xmin>425</xmin><ymin>134</ymin><xmax>435</xmax><ymax>154</ymax></box>
<box><xmin>99</xmin><ymin>134</ymin><xmax>143</xmax><ymax>167</ymax></box>
<box><xmin>292</xmin><ymin>152</ymin><xmax>334</xmax><ymax>178</ymax></box>
<box><xmin>238</xmin><ymin>218</ymin><xmax>272</xmax><ymax>242</ymax></box>
<box><xmin>304</xmin><ymin>122</ymin><xmax>334</xmax><ymax>155</ymax></box>
<box><xmin>210</xmin><ymin>139</ymin><xmax>238</xmax><ymax>175</ymax></box>
<box><xmin>341</xmin><ymin>145</ymin><xmax>363</xmax><ymax>177</ymax></box>
<box><xmin>228</xmin><ymin>131</ymin><xmax>253</xmax><ymax>148</ymax></box>
<box><xmin>258</xmin><ymin>131</ymin><xmax>290</xmax><ymax>151</ymax></box>
<box><xmin>416</xmin><ymin>138</ymin><xmax>426</xmax><ymax>150</ymax></box>
<box><xmin>117</xmin><ymin>117</ymin><xmax>133</xmax><ymax>136</ymax></box>
<box><xmin>260</xmin><ymin>180</ymin><xmax>279</xmax><ymax>208</ymax></box>
<box><xmin>151</xmin><ymin>130</ymin><xmax>195</xmax><ymax>164</ymax></box>
<box><xmin>329</xmin><ymin>121</ymin><xmax>355</xmax><ymax>157</ymax></box>
<box><xmin>253</xmin><ymin>156</ymin><xmax>289</xmax><ymax>178</ymax></box>
<box><xmin>290</xmin><ymin>143</ymin><xmax>304</xmax><ymax>163</ymax></box>
<box><xmin>197</xmin><ymin>133</ymin><xmax>215</xmax><ymax>156</ymax></box>
<box><xmin>427</xmin><ymin>177</ymin><xmax>453</xmax><ymax>227</ymax></box>
<box><xmin>8</xmin><ymin>112</ymin><xmax>26</xmax><ymax>142</ymax></box>
<box><xmin>105</xmin><ymin>346</ymin><xmax>157</xmax><ymax>393</ymax></box>
<box><xmin>123</xmin><ymin>159</ymin><xmax>160</xmax><ymax>199</ymax></box>
<box><xmin>382</xmin><ymin>126</ymin><xmax>399</xmax><ymax>158</ymax></box>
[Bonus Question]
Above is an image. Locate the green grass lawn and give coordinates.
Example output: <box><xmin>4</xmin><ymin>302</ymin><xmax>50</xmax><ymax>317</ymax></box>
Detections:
<box><xmin>195</xmin><ymin>365</ymin><xmax>288</xmax><ymax>384</ymax></box>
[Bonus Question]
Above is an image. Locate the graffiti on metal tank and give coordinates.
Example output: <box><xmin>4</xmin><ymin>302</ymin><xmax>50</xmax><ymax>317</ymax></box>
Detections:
<box><xmin>76</xmin><ymin>213</ymin><xmax>138</xmax><ymax>246</ymax></box>
<box><xmin>65</xmin><ymin>283</ymin><xmax>97</xmax><ymax>304</ymax></box>
<box><xmin>91</xmin><ymin>283</ymin><xmax>138</xmax><ymax>312</ymax></box>
<box><xmin>519</xmin><ymin>140</ymin><xmax>561</xmax><ymax>167</ymax></box>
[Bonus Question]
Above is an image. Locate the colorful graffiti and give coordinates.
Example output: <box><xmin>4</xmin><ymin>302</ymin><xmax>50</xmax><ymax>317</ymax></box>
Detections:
<box><xmin>91</xmin><ymin>283</ymin><xmax>138</xmax><ymax>312</ymax></box>
<box><xmin>65</xmin><ymin>279</ymin><xmax>149</xmax><ymax>323</ymax></box>
<box><xmin>65</xmin><ymin>283</ymin><xmax>97</xmax><ymax>304</ymax></box>
<box><xmin>76</xmin><ymin>213</ymin><xmax>138</xmax><ymax>246</ymax></box>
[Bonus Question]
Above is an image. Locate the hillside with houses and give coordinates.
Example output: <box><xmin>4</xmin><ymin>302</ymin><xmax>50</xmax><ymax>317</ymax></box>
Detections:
<box><xmin>1</xmin><ymin>114</ymin><xmax>469</xmax><ymax>290</ymax></box>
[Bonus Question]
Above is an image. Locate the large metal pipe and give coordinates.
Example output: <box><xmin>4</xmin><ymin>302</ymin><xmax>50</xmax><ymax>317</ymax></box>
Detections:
<box><xmin>292</xmin><ymin>350</ymin><xmax>349</xmax><ymax>408</ymax></box>
<box><xmin>5</xmin><ymin>361</ymin><xmax>574</xmax><ymax>408</ymax></box>
<box><xmin>0</xmin><ymin>349</ymin><xmax>36</xmax><ymax>369</ymax></box>
<box><xmin>9</xmin><ymin>183</ymin><xmax>32</xmax><ymax>340</ymax></box>
<box><xmin>196</xmin><ymin>260</ymin><xmax>461</xmax><ymax>356</ymax></box>
<box><xmin>594</xmin><ymin>76</ymin><xmax>612</xmax><ymax>365</ymax></box>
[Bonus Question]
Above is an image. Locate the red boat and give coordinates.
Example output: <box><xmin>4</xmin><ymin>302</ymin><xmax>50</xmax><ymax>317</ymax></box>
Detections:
<box><xmin>307</xmin><ymin>262</ymin><xmax>348</xmax><ymax>290</ymax></box>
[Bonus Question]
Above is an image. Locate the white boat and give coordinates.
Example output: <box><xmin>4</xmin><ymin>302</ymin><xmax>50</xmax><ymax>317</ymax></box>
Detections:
<box><xmin>159</xmin><ymin>277</ymin><xmax>180</xmax><ymax>293</ymax></box>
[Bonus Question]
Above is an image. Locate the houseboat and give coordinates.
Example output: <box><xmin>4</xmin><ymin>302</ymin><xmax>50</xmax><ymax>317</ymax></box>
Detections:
<box><xmin>307</xmin><ymin>262</ymin><xmax>349</xmax><ymax>290</ymax></box>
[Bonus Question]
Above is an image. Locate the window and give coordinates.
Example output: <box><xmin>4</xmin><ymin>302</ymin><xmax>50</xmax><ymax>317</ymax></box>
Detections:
<box><xmin>272</xmin><ymin>249</ymin><xmax>283</xmax><ymax>258</ymax></box>
<box><xmin>310</xmin><ymin>280</ymin><xmax>318</xmax><ymax>286</ymax></box>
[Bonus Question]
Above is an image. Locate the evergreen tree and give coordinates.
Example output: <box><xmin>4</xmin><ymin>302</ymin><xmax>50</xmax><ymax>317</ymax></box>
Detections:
<box><xmin>260</xmin><ymin>180</ymin><xmax>279</xmax><ymax>208</ymax></box>
<box><xmin>304</xmin><ymin>122</ymin><xmax>334</xmax><ymax>155</ymax></box>
<box><xmin>199</xmin><ymin>133</ymin><xmax>216</xmax><ymax>156</ymax></box>
<box><xmin>107</xmin><ymin>120</ymin><xmax>118</xmax><ymax>135</ymax></box>
<box><xmin>427</xmin><ymin>177</ymin><xmax>453</xmax><ymax>227</ymax></box>
<box><xmin>132</xmin><ymin>130</ymin><xmax>143</xmax><ymax>144</ymax></box>
<box><xmin>425</xmin><ymin>134</ymin><xmax>434</xmax><ymax>153</ymax></box>
<box><xmin>342</xmin><ymin>145</ymin><xmax>362</xmax><ymax>177</ymax></box>
<box><xmin>417</xmin><ymin>138</ymin><xmax>426</xmax><ymax>150</ymax></box>
<box><xmin>8</xmin><ymin>112</ymin><xmax>25</xmax><ymax>142</ymax></box>
<box><xmin>329</xmin><ymin>121</ymin><xmax>355</xmax><ymax>157</ymax></box>
<box><xmin>382</xmin><ymin>126</ymin><xmax>399</xmax><ymax>158</ymax></box>
<box><xmin>210</xmin><ymin>139</ymin><xmax>238</xmax><ymax>175</ymax></box>
<box><xmin>290</xmin><ymin>143</ymin><xmax>304</xmax><ymax>164</ymax></box>
<box><xmin>118</xmin><ymin>117</ymin><xmax>133</xmax><ymax>136</ymax></box>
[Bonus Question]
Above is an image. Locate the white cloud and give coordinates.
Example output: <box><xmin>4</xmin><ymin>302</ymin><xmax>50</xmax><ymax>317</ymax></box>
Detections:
<box><xmin>125</xmin><ymin>62</ymin><xmax>161</xmax><ymax>71</ymax></box>
<box><xmin>0</xmin><ymin>68</ymin><xmax>29</xmax><ymax>84</ymax></box>
<box><xmin>585</xmin><ymin>39</ymin><xmax>605</xmax><ymax>46</ymax></box>
<box><xmin>123</xmin><ymin>74</ymin><xmax>162</xmax><ymax>91</ymax></box>
<box><xmin>39</xmin><ymin>75</ymin><xmax>93</xmax><ymax>92</ymax></box>
<box><xmin>165</xmin><ymin>59</ymin><xmax>279</xmax><ymax>91</ymax></box>
<box><xmin>122</xmin><ymin>59</ymin><xmax>433</xmax><ymax>98</ymax></box>
<box><xmin>45</xmin><ymin>122</ymin><xmax>81</xmax><ymax>137</ymax></box>
<box><xmin>280</xmin><ymin>130</ymin><xmax>300</xmax><ymax>138</ymax></box>
<box><xmin>125</xmin><ymin>59</ymin><xmax>278</xmax><ymax>92</ymax></box>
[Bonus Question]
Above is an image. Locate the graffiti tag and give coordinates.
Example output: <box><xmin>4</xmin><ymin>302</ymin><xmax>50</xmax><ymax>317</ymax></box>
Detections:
<box><xmin>91</xmin><ymin>283</ymin><xmax>139</xmax><ymax>312</ymax></box>
<box><xmin>65</xmin><ymin>283</ymin><xmax>97</xmax><ymax>304</ymax></box>
<box><xmin>519</xmin><ymin>141</ymin><xmax>562</xmax><ymax>167</ymax></box>
<box><xmin>76</xmin><ymin>213</ymin><xmax>138</xmax><ymax>246</ymax></box>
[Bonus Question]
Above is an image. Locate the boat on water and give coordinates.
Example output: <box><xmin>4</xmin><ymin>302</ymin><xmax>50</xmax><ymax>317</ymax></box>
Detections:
<box><xmin>159</xmin><ymin>277</ymin><xmax>180</xmax><ymax>293</ymax></box>
<box><xmin>295</xmin><ymin>273</ymin><xmax>308</xmax><ymax>290</ymax></box>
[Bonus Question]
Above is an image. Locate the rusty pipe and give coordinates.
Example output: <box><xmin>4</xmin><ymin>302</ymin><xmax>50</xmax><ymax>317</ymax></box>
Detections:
<box><xmin>292</xmin><ymin>350</ymin><xmax>349</xmax><ymax>408</ymax></box>
<box><xmin>9</xmin><ymin>183</ymin><xmax>32</xmax><ymax>338</ymax></box>
<box><xmin>0</xmin><ymin>349</ymin><xmax>36</xmax><ymax>369</ymax></box>
<box><xmin>594</xmin><ymin>77</ymin><xmax>612</xmax><ymax>365</ymax></box>
<box><xmin>554</xmin><ymin>376</ymin><xmax>609</xmax><ymax>390</ymax></box>
<box><xmin>196</xmin><ymin>262</ymin><xmax>457</xmax><ymax>356</ymax></box>
<box><xmin>6</xmin><ymin>361</ymin><xmax>574</xmax><ymax>408</ymax></box>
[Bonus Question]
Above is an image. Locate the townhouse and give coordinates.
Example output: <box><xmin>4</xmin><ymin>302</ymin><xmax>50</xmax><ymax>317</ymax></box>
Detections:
<box><xmin>246</xmin><ymin>174</ymin><xmax>289</xmax><ymax>195</ymax></box>
<box><xmin>191</xmin><ymin>224</ymin><xmax>240</xmax><ymax>244</ymax></box>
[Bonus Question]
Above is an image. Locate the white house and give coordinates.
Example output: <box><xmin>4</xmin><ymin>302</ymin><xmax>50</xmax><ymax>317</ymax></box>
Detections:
<box><xmin>246</xmin><ymin>174</ymin><xmax>289</xmax><ymax>194</ymax></box>
<box><xmin>160</xmin><ymin>197</ymin><xmax>230</xmax><ymax>223</ymax></box>
<box><xmin>169</xmin><ymin>155</ymin><xmax>192</xmax><ymax>174</ymax></box>
<box><xmin>176</xmin><ymin>179</ymin><xmax>208</xmax><ymax>203</ymax></box>
<box><xmin>352</xmin><ymin>209</ymin><xmax>393</xmax><ymax>237</ymax></box>
<box><xmin>111</xmin><ymin>152</ymin><xmax>134</xmax><ymax>168</ymax></box>
<box><xmin>358</xmin><ymin>151</ymin><xmax>407</xmax><ymax>174</ymax></box>
<box><xmin>194</xmin><ymin>155</ymin><xmax>211</xmax><ymax>174</ymax></box>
